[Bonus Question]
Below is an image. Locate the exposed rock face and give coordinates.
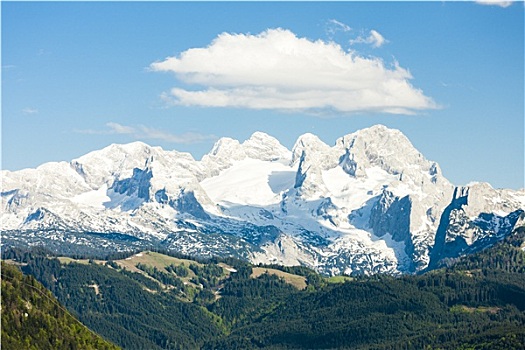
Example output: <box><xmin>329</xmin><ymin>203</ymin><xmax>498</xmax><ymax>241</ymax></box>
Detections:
<box><xmin>110</xmin><ymin>167</ymin><xmax>153</xmax><ymax>202</ymax></box>
<box><xmin>368</xmin><ymin>190</ymin><xmax>415</xmax><ymax>271</ymax></box>
<box><xmin>369</xmin><ymin>190</ymin><xmax>411</xmax><ymax>243</ymax></box>
<box><xmin>2</xmin><ymin>126</ymin><xmax>524</xmax><ymax>275</ymax></box>
<box><xmin>172</xmin><ymin>190</ymin><xmax>210</xmax><ymax>220</ymax></box>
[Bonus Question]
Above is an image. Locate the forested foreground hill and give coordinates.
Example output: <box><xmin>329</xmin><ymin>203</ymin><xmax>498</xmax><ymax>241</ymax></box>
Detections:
<box><xmin>3</xmin><ymin>227</ymin><xmax>525</xmax><ymax>350</ymax></box>
<box><xmin>0</xmin><ymin>261</ymin><xmax>120</xmax><ymax>350</ymax></box>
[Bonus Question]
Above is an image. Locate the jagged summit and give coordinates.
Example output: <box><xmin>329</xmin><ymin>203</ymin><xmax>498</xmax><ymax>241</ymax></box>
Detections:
<box><xmin>335</xmin><ymin>124</ymin><xmax>428</xmax><ymax>177</ymax></box>
<box><xmin>204</xmin><ymin>131</ymin><xmax>290</xmax><ymax>162</ymax></box>
<box><xmin>336</xmin><ymin>124</ymin><xmax>413</xmax><ymax>153</ymax></box>
<box><xmin>291</xmin><ymin>133</ymin><xmax>332</xmax><ymax>165</ymax></box>
<box><xmin>208</xmin><ymin>137</ymin><xmax>241</xmax><ymax>157</ymax></box>
<box><xmin>247</xmin><ymin>131</ymin><xmax>278</xmax><ymax>142</ymax></box>
<box><xmin>243</xmin><ymin>131</ymin><xmax>291</xmax><ymax>162</ymax></box>
<box><xmin>2</xmin><ymin>125</ymin><xmax>524</xmax><ymax>276</ymax></box>
<box><xmin>76</xmin><ymin>141</ymin><xmax>157</xmax><ymax>162</ymax></box>
<box><xmin>71</xmin><ymin>141</ymin><xmax>198</xmax><ymax>188</ymax></box>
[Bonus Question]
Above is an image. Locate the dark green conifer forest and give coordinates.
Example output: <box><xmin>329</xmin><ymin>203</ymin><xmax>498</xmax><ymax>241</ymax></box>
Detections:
<box><xmin>2</xmin><ymin>227</ymin><xmax>524</xmax><ymax>349</ymax></box>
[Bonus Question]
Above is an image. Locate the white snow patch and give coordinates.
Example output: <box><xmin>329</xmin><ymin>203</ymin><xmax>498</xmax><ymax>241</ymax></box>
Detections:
<box><xmin>322</xmin><ymin>166</ymin><xmax>399</xmax><ymax>211</ymax></box>
<box><xmin>322</xmin><ymin>165</ymin><xmax>353</xmax><ymax>195</ymax></box>
<box><xmin>201</xmin><ymin>159</ymin><xmax>296</xmax><ymax>207</ymax></box>
<box><xmin>71</xmin><ymin>184</ymin><xmax>110</xmax><ymax>209</ymax></box>
<box><xmin>104</xmin><ymin>190</ymin><xmax>144</xmax><ymax>211</ymax></box>
<box><xmin>268</xmin><ymin>170</ymin><xmax>296</xmax><ymax>194</ymax></box>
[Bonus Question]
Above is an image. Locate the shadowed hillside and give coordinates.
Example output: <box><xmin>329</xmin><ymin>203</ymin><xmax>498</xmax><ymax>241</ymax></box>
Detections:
<box><xmin>1</xmin><ymin>261</ymin><xmax>119</xmax><ymax>350</ymax></box>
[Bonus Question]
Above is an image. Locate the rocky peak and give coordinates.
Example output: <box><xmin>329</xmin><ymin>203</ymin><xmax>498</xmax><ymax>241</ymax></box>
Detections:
<box><xmin>289</xmin><ymin>134</ymin><xmax>338</xmax><ymax>198</ymax></box>
<box><xmin>292</xmin><ymin>133</ymin><xmax>327</xmax><ymax>162</ymax></box>
<box><xmin>208</xmin><ymin>137</ymin><xmax>243</xmax><ymax>159</ymax></box>
<box><xmin>79</xmin><ymin>141</ymin><xmax>158</xmax><ymax>163</ymax></box>
<box><xmin>201</xmin><ymin>132</ymin><xmax>291</xmax><ymax>179</ymax></box>
<box><xmin>291</xmin><ymin>133</ymin><xmax>339</xmax><ymax>170</ymax></box>
<box><xmin>336</xmin><ymin>125</ymin><xmax>446</xmax><ymax>190</ymax></box>
<box><xmin>71</xmin><ymin>142</ymin><xmax>162</xmax><ymax>187</ymax></box>
<box><xmin>243</xmin><ymin>132</ymin><xmax>291</xmax><ymax>162</ymax></box>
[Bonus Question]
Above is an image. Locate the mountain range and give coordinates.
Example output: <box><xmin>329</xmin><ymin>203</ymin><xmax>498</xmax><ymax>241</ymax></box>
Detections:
<box><xmin>2</xmin><ymin>125</ymin><xmax>524</xmax><ymax>275</ymax></box>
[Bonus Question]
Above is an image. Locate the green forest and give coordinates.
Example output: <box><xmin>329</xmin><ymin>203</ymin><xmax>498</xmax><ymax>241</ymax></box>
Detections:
<box><xmin>1</xmin><ymin>261</ymin><xmax>119</xmax><ymax>350</ymax></box>
<box><xmin>2</xmin><ymin>227</ymin><xmax>525</xmax><ymax>349</ymax></box>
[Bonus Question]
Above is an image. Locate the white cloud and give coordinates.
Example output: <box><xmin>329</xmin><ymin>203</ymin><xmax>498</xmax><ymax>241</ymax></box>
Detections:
<box><xmin>151</xmin><ymin>28</ymin><xmax>434</xmax><ymax>115</ymax></box>
<box><xmin>106</xmin><ymin>122</ymin><xmax>135</xmax><ymax>134</ymax></box>
<box><xmin>76</xmin><ymin>122</ymin><xmax>216</xmax><ymax>144</ymax></box>
<box><xmin>134</xmin><ymin>125</ymin><xmax>217</xmax><ymax>144</ymax></box>
<box><xmin>350</xmin><ymin>29</ymin><xmax>388</xmax><ymax>48</ymax></box>
<box><xmin>326</xmin><ymin>19</ymin><xmax>352</xmax><ymax>37</ymax></box>
<box><xmin>368</xmin><ymin>30</ymin><xmax>387</xmax><ymax>48</ymax></box>
<box><xmin>474</xmin><ymin>0</ymin><xmax>514</xmax><ymax>7</ymax></box>
<box><xmin>22</xmin><ymin>107</ymin><xmax>38</xmax><ymax>115</ymax></box>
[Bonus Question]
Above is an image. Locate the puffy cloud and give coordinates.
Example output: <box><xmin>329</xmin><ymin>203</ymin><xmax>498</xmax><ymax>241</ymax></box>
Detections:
<box><xmin>151</xmin><ymin>28</ymin><xmax>437</xmax><ymax>115</ymax></box>
<box><xmin>474</xmin><ymin>0</ymin><xmax>514</xmax><ymax>7</ymax></box>
<box><xmin>368</xmin><ymin>30</ymin><xmax>387</xmax><ymax>48</ymax></box>
<box><xmin>77</xmin><ymin>122</ymin><xmax>216</xmax><ymax>144</ymax></box>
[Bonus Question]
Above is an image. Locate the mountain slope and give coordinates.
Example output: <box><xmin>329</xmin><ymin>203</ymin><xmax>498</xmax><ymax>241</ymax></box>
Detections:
<box><xmin>205</xmin><ymin>227</ymin><xmax>525</xmax><ymax>349</ymax></box>
<box><xmin>8</xmin><ymin>226</ymin><xmax>525</xmax><ymax>350</ymax></box>
<box><xmin>12</xmin><ymin>253</ymin><xmax>229</xmax><ymax>350</ymax></box>
<box><xmin>1</xmin><ymin>261</ymin><xmax>119</xmax><ymax>350</ymax></box>
<box><xmin>2</xmin><ymin>125</ymin><xmax>524</xmax><ymax>275</ymax></box>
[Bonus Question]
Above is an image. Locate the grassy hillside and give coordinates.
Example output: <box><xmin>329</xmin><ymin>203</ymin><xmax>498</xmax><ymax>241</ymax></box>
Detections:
<box><xmin>1</xmin><ymin>261</ymin><xmax>119</xmax><ymax>350</ymax></box>
<box><xmin>115</xmin><ymin>251</ymin><xmax>202</xmax><ymax>272</ymax></box>
<box><xmin>250</xmin><ymin>267</ymin><xmax>307</xmax><ymax>290</ymax></box>
<box><xmin>3</xmin><ymin>227</ymin><xmax>525</xmax><ymax>349</ymax></box>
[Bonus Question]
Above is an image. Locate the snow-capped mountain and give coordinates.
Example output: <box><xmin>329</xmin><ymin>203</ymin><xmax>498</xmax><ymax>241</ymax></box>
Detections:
<box><xmin>2</xmin><ymin>125</ymin><xmax>524</xmax><ymax>275</ymax></box>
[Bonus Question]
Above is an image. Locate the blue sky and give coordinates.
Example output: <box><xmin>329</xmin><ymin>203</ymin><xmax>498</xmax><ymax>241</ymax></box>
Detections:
<box><xmin>2</xmin><ymin>1</ymin><xmax>523</xmax><ymax>189</ymax></box>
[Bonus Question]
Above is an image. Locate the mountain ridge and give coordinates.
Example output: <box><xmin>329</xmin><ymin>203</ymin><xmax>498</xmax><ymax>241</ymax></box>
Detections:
<box><xmin>2</xmin><ymin>125</ymin><xmax>524</xmax><ymax>275</ymax></box>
